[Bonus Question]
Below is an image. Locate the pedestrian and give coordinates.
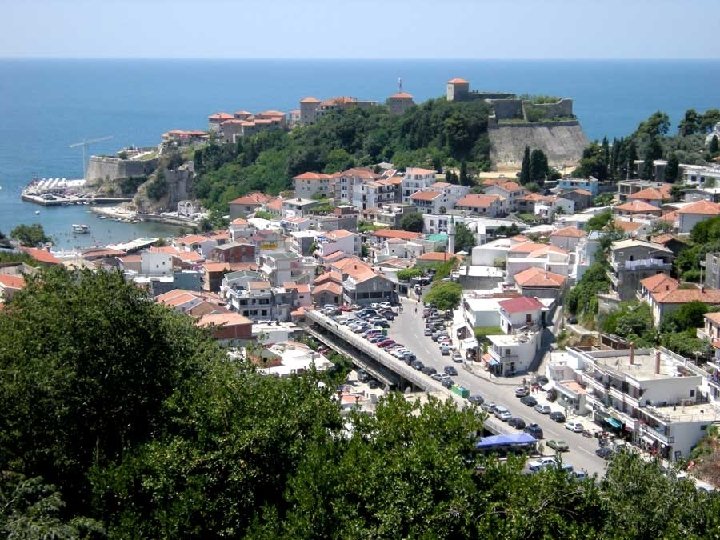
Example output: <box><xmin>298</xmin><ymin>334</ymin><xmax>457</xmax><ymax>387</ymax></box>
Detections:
<box><xmin>414</xmin><ymin>306</ymin><xmax>418</xmax><ymax>314</ymax></box>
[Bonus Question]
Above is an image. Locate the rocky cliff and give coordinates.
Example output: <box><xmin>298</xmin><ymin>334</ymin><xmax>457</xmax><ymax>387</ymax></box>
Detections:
<box><xmin>488</xmin><ymin>121</ymin><xmax>588</xmax><ymax>169</ymax></box>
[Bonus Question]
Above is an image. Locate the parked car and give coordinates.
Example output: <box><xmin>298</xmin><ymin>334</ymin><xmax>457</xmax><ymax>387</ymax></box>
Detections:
<box><xmin>440</xmin><ymin>343</ymin><xmax>451</xmax><ymax>355</ymax></box>
<box><xmin>444</xmin><ymin>365</ymin><xmax>458</xmax><ymax>376</ymax></box>
<box><xmin>441</xmin><ymin>378</ymin><xmax>454</xmax><ymax>389</ymax></box>
<box><xmin>520</xmin><ymin>395</ymin><xmax>538</xmax><ymax>407</ymax></box>
<box><xmin>481</xmin><ymin>402</ymin><xmax>496</xmax><ymax>413</ymax></box>
<box><xmin>524</xmin><ymin>423</ymin><xmax>544</xmax><ymax>439</ymax></box>
<box><xmin>468</xmin><ymin>394</ymin><xmax>484</xmax><ymax>406</ymax></box>
<box><xmin>547</xmin><ymin>439</ymin><xmax>569</xmax><ymax>452</ymax></box>
<box><xmin>534</xmin><ymin>404</ymin><xmax>551</xmax><ymax>414</ymax></box>
<box><xmin>565</xmin><ymin>421</ymin><xmax>584</xmax><ymax>433</ymax></box>
<box><xmin>508</xmin><ymin>417</ymin><xmax>527</xmax><ymax>430</ymax></box>
<box><xmin>573</xmin><ymin>470</ymin><xmax>589</xmax><ymax>480</ymax></box>
<box><xmin>412</xmin><ymin>361</ymin><xmax>424</xmax><ymax>371</ymax></box>
<box><xmin>549</xmin><ymin>411</ymin><xmax>566</xmax><ymax>423</ymax></box>
<box><xmin>367</xmin><ymin>379</ymin><xmax>380</xmax><ymax>389</ymax></box>
<box><xmin>528</xmin><ymin>457</ymin><xmax>556</xmax><ymax>472</ymax></box>
<box><xmin>493</xmin><ymin>405</ymin><xmax>510</xmax><ymax>418</ymax></box>
<box><xmin>424</xmin><ymin>327</ymin><xmax>433</xmax><ymax>336</ymax></box>
<box><xmin>402</xmin><ymin>353</ymin><xmax>416</xmax><ymax>362</ymax></box>
<box><xmin>431</xmin><ymin>373</ymin><xmax>444</xmax><ymax>382</ymax></box>
<box><xmin>452</xmin><ymin>352</ymin><xmax>463</xmax><ymax>363</ymax></box>
<box><xmin>377</xmin><ymin>339</ymin><xmax>395</xmax><ymax>348</ymax></box>
<box><xmin>595</xmin><ymin>447</ymin><xmax>615</xmax><ymax>459</ymax></box>
<box><xmin>514</xmin><ymin>386</ymin><xmax>529</xmax><ymax>398</ymax></box>
<box><xmin>422</xmin><ymin>366</ymin><xmax>437</xmax><ymax>376</ymax></box>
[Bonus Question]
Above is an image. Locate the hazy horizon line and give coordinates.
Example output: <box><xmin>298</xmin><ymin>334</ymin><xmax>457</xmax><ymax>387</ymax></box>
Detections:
<box><xmin>1</xmin><ymin>56</ymin><xmax>719</xmax><ymax>62</ymax></box>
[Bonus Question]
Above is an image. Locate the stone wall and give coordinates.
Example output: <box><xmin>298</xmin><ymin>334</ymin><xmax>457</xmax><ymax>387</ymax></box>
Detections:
<box><xmin>86</xmin><ymin>156</ymin><xmax>158</xmax><ymax>185</ymax></box>
<box><xmin>522</xmin><ymin>98</ymin><xmax>574</xmax><ymax>121</ymax></box>
<box><xmin>488</xmin><ymin>121</ymin><xmax>589</xmax><ymax>168</ymax></box>
<box><xmin>489</xmin><ymin>98</ymin><xmax>524</xmax><ymax>120</ymax></box>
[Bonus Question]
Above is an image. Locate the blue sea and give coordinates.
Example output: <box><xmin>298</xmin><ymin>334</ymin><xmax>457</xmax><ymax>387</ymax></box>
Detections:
<box><xmin>0</xmin><ymin>59</ymin><xmax>718</xmax><ymax>248</ymax></box>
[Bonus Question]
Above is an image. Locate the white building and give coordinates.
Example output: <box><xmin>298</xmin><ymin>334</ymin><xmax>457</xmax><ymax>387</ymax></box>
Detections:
<box><xmin>401</xmin><ymin>167</ymin><xmax>437</xmax><ymax>202</ymax></box>
<box><xmin>317</xmin><ymin>229</ymin><xmax>360</xmax><ymax>257</ymax></box>
<box><xmin>486</xmin><ymin>296</ymin><xmax>544</xmax><ymax>376</ymax></box>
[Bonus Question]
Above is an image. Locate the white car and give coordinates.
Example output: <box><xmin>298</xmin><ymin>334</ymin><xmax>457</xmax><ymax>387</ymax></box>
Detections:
<box><xmin>565</xmin><ymin>421</ymin><xmax>584</xmax><ymax>433</ymax></box>
<box><xmin>528</xmin><ymin>457</ymin><xmax>556</xmax><ymax>472</ymax></box>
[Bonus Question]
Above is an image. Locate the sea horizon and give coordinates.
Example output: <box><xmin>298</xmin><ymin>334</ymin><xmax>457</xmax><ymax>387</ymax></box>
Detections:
<box><xmin>1</xmin><ymin>58</ymin><xmax>718</xmax><ymax>247</ymax></box>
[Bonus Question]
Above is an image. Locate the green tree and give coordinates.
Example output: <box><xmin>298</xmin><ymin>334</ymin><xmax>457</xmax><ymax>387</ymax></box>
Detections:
<box><xmin>400</xmin><ymin>212</ymin><xmax>423</xmax><ymax>232</ymax></box>
<box><xmin>323</xmin><ymin>148</ymin><xmax>355</xmax><ymax>173</ymax></box>
<box><xmin>661</xmin><ymin>301</ymin><xmax>709</xmax><ymax>333</ymax></box>
<box><xmin>601</xmin><ymin>301</ymin><xmax>654</xmax><ymax>343</ymax></box>
<box><xmin>710</xmin><ymin>135</ymin><xmax>719</xmax><ymax>155</ymax></box>
<box><xmin>9</xmin><ymin>223</ymin><xmax>50</xmax><ymax>247</ymax></box>
<box><xmin>519</xmin><ymin>146</ymin><xmax>531</xmax><ymax>185</ymax></box>
<box><xmin>0</xmin><ymin>268</ymin><xmax>221</xmax><ymax>512</ymax></box>
<box><xmin>700</xmin><ymin>109</ymin><xmax>720</xmax><ymax>132</ymax></box>
<box><xmin>566</xmin><ymin>262</ymin><xmax>610</xmax><ymax>317</ymax></box>
<box><xmin>397</xmin><ymin>267</ymin><xmax>423</xmax><ymax>281</ymax></box>
<box><xmin>424</xmin><ymin>280</ymin><xmax>462</xmax><ymax>310</ymax></box>
<box><xmin>529</xmin><ymin>148</ymin><xmax>549</xmax><ymax>183</ymax></box>
<box><xmin>454</xmin><ymin>222</ymin><xmax>475</xmax><ymax>252</ymax></box>
<box><xmin>586</xmin><ymin>209</ymin><xmax>613</xmax><ymax>231</ymax></box>
<box><xmin>679</xmin><ymin>109</ymin><xmax>701</xmax><ymax>136</ymax></box>
<box><xmin>665</xmin><ymin>153</ymin><xmax>680</xmax><ymax>182</ymax></box>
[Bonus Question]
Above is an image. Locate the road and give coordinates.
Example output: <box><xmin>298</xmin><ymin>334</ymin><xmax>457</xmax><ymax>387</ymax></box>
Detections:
<box><xmin>389</xmin><ymin>297</ymin><xmax>608</xmax><ymax>477</ymax></box>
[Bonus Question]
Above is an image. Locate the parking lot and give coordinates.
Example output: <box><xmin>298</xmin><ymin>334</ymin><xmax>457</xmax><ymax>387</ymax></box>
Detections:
<box><xmin>387</xmin><ymin>297</ymin><xmax>610</xmax><ymax>476</ymax></box>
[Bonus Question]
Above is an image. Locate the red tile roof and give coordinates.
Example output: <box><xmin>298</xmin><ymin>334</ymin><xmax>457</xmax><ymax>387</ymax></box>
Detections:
<box><xmin>294</xmin><ymin>172</ymin><xmax>333</xmax><ymax>180</ymax></box>
<box><xmin>300</xmin><ymin>96</ymin><xmax>320</xmax><ymax>103</ymax></box>
<box><xmin>456</xmin><ymin>194</ymin><xmax>503</xmax><ymax>208</ymax></box>
<box><xmin>677</xmin><ymin>200</ymin><xmax>720</xmax><ymax>215</ymax></box>
<box><xmin>21</xmin><ymin>247</ymin><xmax>60</xmax><ymax>265</ymax></box>
<box><xmin>508</xmin><ymin>242</ymin><xmax>547</xmax><ymax>254</ymax></box>
<box><xmin>628</xmin><ymin>187</ymin><xmax>666</xmax><ymax>201</ymax></box>
<box><xmin>613</xmin><ymin>219</ymin><xmax>643</xmax><ymax>233</ymax></box>
<box><xmin>615</xmin><ymin>200</ymin><xmax>661</xmax><ymax>213</ymax></box>
<box><xmin>229</xmin><ymin>192</ymin><xmax>271</xmax><ymax>205</ymax></box>
<box><xmin>417</xmin><ymin>252</ymin><xmax>459</xmax><ymax>262</ymax></box>
<box><xmin>498</xmin><ymin>296</ymin><xmax>544</xmax><ymax>313</ymax></box>
<box><xmin>389</xmin><ymin>92</ymin><xmax>414</xmax><ymax>99</ymax></box>
<box><xmin>410</xmin><ymin>190</ymin><xmax>441</xmax><ymax>201</ymax></box>
<box><xmin>0</xmin><ymin>274</ymin><xmax>25</xmax><ymax>289</ymax></box>
<box><xmin>652</xmin><ymin>287</ymin><xmax>720</xmax><ymax>304</ymax></box>
<box><xmin>550</xmin><ymin>226</ymin><xmax>587</xmax><ymax>238</ymax></box>
<box><xmin>513</xmin><ymin>267</ymin><xmax>566</xmax><ymax>288</ymax></box>
<box><xmin>640</xmin><ymin>273</ymin><xmax>678</xmax><ymax>294</ymax></box>
<box><xmin>372</xmin><ymin>229</ymin><xmax>422</xmax><ymax>241</ymax></box>
<box><xmin>197</xmin><ymin>312</ymin><xmax>252</xmax><ymax>328</ymax></box>
<box><xmin>448</xmin><ymin>77</ymin><xmax>469</xmax><ymax>84</ymax></box>
<box><xmin>312</xmin><ymin>282</ymin><xmax>343</xmax><ymax>296</ymax></box>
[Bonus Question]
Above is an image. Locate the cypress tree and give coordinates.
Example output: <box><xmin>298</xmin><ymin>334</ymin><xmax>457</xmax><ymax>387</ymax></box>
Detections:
<box><xmin>520</xmin><ymin>146</ymin><xmax>531</xmax><ymax>184</ymax></box>
<box><xmin>665</xmin><ymin>153</ymin><xmax>679</xmax><ymax>182</ymax></box>
<box><xmin>710</xmin><ymin>135</ymin><xmax>719</xmax><ymax>155</ymax></box>
<box><xmin>529</xmin><ymin>149</ymin><xmax>549</xmax><ymax>184</ymax></box>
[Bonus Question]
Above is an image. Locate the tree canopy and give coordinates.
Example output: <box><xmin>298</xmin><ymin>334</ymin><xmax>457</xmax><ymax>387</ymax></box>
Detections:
<box><xmin>424</xmin><ymin>280</ymin><xmax>462</xmax><ymax>310</ymax></box>
<box><xmin>10</xmin><ymin>223</ymin><xmax>50</xmax><ymax>247</ymax></box>
<box><xmin>400</xmin><ymin>211</ymin><xmax>424</xmax><ymax>232</ymax></box>
<box><xmin>454</xmin><ymin>222</ymin><xmax>475</xmax><ymax>252</ymax></box>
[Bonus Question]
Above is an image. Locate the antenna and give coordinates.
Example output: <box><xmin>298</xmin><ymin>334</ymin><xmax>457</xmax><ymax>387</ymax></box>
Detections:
<box><xmin>69</xmin><ymin>136</ymin><xmax>113</xmax><ymax>179</ymax></box>
<box><xmin>398</xmin><ymin>77</ymin><xmax>403</xmax><ymax>93</ymax></box>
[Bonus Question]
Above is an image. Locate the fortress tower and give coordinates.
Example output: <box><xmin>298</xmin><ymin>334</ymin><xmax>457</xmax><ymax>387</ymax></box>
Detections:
<box><xmin>387</xmin><ymin>78</ymin><xmax>415</xmax><ymax>115</ymax></box>
<box><xmin>446</xmin><ymin>77</ymin><xmax>470</xmax><ymax>102</ymax></box>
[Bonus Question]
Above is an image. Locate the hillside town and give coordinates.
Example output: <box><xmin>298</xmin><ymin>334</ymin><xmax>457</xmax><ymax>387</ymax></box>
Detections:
<box><xmin>4</xmin><ymin>79</ymin><xmax>720</xmax><ymax>489</ymax></box>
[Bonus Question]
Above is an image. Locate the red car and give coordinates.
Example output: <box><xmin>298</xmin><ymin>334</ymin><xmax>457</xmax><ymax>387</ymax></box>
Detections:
<box><xmin>377</xmin><ymin>339</ymin><xmax>396</xmax><ymax>348</ymax></box>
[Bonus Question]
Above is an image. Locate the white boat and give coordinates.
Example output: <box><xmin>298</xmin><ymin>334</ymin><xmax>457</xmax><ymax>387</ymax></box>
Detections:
<box><xmin>34</xmin><ymin>210</ymin><xmax>40</xmax><ymax>215</ymax></box>
<box><xmin>72</xmin><ymin>224</ymin><xmax>90</xmax><ymax>234</ymax></box>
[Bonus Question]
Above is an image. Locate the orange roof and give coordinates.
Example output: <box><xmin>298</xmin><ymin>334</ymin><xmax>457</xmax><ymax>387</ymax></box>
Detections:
<box><xmin>21</xmin><ymin>247</ymin><xmax>60</xmax><ymax>265</ymax></box>
<box><xmin>513</xmin><ymin>267</ymin><xmax>566</xmax><ymax>288</ymax></box>
<box><xmin>177</xmin><ymin>234</ymin><xmax>210</xmax><ymax>245</ymax></box>
<box><xmin>488</xmin><ymin>181</ymin><xmax>523</xmax><ymax>193</ymax></box>
<box><xmin>229</xmin><ymin>192</ymin><xmax>271</xmax><ymax>205</ymax></box>
<box><xmin>521</xmin><ymin>193</ymin><xmax>552</xmax><ymax>203</ymax></box>
<box><xmin>312</xmin><ymin>282</ymin><xmax>343</xmax><ymax>296</ymax></box>
<box><xmin>448</xmin><ymin>77</ymin><xmax>469</xmax><ymax>84</ymax></box>
<box><xmin>198</xmin><ymin>312</ymin><xmax>252</xmax><ymax>328</ymax></box>
<box><xmin>417</xmin><ymin>252</ymin><xmax>460</xmax><ymax>262</ymax></box>
<box><xmin>121</xmin><ymin>254</ymin><xmax>141</xmax><ymax>264</ymax></box>
<box><xmin>550</xmin><ymin>226</ymin><xmax>586</xmax><ymax>238</ymax></box>
<box><xmin>652</xmin><ymin>287</ymin><xmax>720</xmax><ymax>304</ymax></box>
<box><xmin>640</xmin><ymin>273</ymin><xmax>678</xmax><ymax>293</ymax></box>
<box><xmin>283</xmin><ymin>282</ymin><xmax>311</xmax><ymax>294</ymax></box>
<box><xmin>651</xmin><ymin>234</ymin><xmax>684</xmax><ymax>245</ymax></box>
<box><xmin>340</xmin><ymin>167</ymin><xmax>377</xmax><ymax>179</ymax></box>
<box><xmin>615</xmin><ymin>200</ymin><xmax>661</xmax><ymax>213</ymax></box>
<box><xmin>572</xmin><ymin>188</ymin><xmax>593</xmax><ymax>196</ymax></box>
<box><xmin>510</xmin><ymin>235</ymin><xmax>529</xmax><ymax>242</ymax></box>
<box><xmin>248</xmin><ymin>280</ymin><xmax>272</xmax><ymax>290</ymax></box>
<box><xmin>231</xmin><ymin>217</ymin><xmax>249</xmax><ymax>226</ymax></box>
<box><xmin>677</xmin><ymin>200</ymin><xmax>720</xmax><ymax>215</ymax></box>
<box><xmin>266</xmin><ymin>197</ymin><xmax>284</xmax><ymax>212</ymax></box>
<box><xmin>294</xmin><ymin>172</ymin><xmax>333</xmax><ymax>180</ymax></box>
<box><xmin>508</xmin><ymin>242</ymin><xmax>547</xmax><ymax>254</ymax></box>
<box><xmin>410</xmin><ymin>190</ymin><xmax>441</xmax><ymax>201</ymax></box>
<box><xmin>208</xmin><ymin>112</ymin><xmax>233</xmax><ymax>120</ymax></box>
<box><xmin>390</xmin><ymin>92</ymin><xmax>414</xmax><ymax>99</ymax></box>
<box><xmin>613</xmin><ymin>219</ymin><xmax>643</xmax><ymax>233</ymax></box>
<box><xmin>372</xmin><ymin>229</ymin><xmax>422</xmax><ymax>241</ymax></box>
<box><xmin>0</xmin><ymin>274</ymin><xmax>25</xmax><ymax>289</ymax></box>
<box><xmin>326</xmin><ymin>229</ymin><xmax>354</xmax><ymax>240</ymax></box>
<box><xmin>300</xmin><ymin>96</ymin><xmax>320</xmax><ymax>103</ymax></box>
<box><xmin>456</xmin><ymin>194</ymin><xmax>502</xmax><ymax>208</ymax></box>
<box><xmin>314</xmin><ymin>271</ymin><xmax>342</xmax><ymax>285</ymax></box>
<box><xmin>156</xmin><ymin>290</ymin><xmax>199</xmax><ymax>308</ymax></box>
<box><xmin>407</xmin><ymin>167</ymin><xmax>437</xmax><ymax>175</ymax></box>
<box><xmin>527</xmin><ymin>245</ymin><xmax>569</xmax><ymax>258</ymax></box>
<box><xmin>204</xmin><ymin>262</ymin><xmax>231</xmax><ymax>273</ymax></box>
<box><xmin>377</xmin><ymin>176</ymin><xmax>403</xmax><ymax>186</ymax></box>
<box><xmin>628</xmin><ymin>187</ymin><xmax>666</xmax><ymax>201</ymax></box>
<box><xmin>705</xmin><ymin>312</ymin><xmax>720</xmax><ymax>325</ymax></box>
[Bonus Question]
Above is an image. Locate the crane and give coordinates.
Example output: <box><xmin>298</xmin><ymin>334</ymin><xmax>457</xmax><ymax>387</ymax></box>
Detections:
<box><xmin>69</xmin><ymin>136</ymin><xmax>113</xmax><ymax>179</ymax></box>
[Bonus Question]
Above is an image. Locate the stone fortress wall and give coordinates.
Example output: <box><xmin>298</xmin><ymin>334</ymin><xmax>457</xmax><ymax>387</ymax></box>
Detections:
<box><xmin>86</xmin><ymin>155</ymin><xmax>159</xmax><ymax>185</ymax></box>
<box><xmin>446</xmin><ymin>78</ymin><xmax>587</xmax><ymax>168</ymax></box>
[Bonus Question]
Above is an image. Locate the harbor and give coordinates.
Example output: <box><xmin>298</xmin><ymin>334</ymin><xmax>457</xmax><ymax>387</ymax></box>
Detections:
<box><xmin>21</xmin><ymin>177</ymin><xmax>132</xmax><ymax>206</ymax></box>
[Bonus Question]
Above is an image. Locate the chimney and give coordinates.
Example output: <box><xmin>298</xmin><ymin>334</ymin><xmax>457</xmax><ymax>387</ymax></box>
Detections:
<box><xmin>655</xmin><ymin>350</ymin><xmax>661</xmax><ymax>375</ymax></box>
<box><xmin>629</xmin><ymin>341</ymin><xmax>635</xmax><ymax>365</ymax></box>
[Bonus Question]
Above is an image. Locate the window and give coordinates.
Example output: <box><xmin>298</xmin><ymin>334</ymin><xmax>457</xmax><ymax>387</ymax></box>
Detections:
<box><xmin>690</xmin><ymin>389</ymin><xmax>695</xmax><ymax>398</ymax></box>
<box><xmin>526</xmin><ymin>313</ymin><xmax>532</xmax><ymax>323</ymax></box>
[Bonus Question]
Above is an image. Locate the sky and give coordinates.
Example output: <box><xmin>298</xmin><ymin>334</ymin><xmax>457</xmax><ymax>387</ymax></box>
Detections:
<box><xmin>1</xmin><ymin>0</ymin><xmax>718</xmax><ymax>59</ymax></box>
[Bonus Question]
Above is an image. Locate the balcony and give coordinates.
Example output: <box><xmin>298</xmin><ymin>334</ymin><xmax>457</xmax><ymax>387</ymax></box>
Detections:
<box><xmin>621</xmin><ymin>258</ymin><xmax>671</xmax><ymax>271</ymax></box>
<box><xmin>608</xmin><ymin>385</ymin><xmax>640</xmax><ymax>407</ymax></box>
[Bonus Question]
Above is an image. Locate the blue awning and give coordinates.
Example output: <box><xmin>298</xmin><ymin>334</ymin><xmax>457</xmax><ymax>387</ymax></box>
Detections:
<box><xmin>488</xmin><ymin>358</ymin><xmax>500</xmax><ymax>367</ymax></box>
<box><xmin>476</xmin><ymin>433</ymin><xmax>537</xmax><ymax>448</ymax></box>
<box><xmin>605</xmin><ymin>417</ymin><xmax>622</xmax><ymax>429</ymax></box>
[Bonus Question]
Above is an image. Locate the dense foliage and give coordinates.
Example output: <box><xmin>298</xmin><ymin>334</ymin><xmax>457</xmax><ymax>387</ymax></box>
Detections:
<box><xmin>566</xmin><ymin>262</ymin><xmax>611</xmax><ymax>320</ymax></box>
<box><xmin>9</xmin><ymin>223</ymin><xmax>50</xmax><ymax>247</ymax></box>
<box><xmin>424</xmin><ymin>280</ymin><xmax>463</xmax><ymax>310</ymax></box>
<box><xmin>574</xmin><ymin>109</ymin><xmax>720</xmax><ymax>181</ymax></box>
<box><xmin>454</xmin><ymin>222</ymin><xmax>476</xmax><ymax>252</ymax></box>
<box><xmin>399</xmin><ymin>212</ymin><xmax>423</xmax><ymax>232</ymax></box>
<box><xmin>193</xmin><ymin>99</ymin><xmax>492</xmax><ymax>210</ymax></box>
<box><xmin>3</xmin><ymin>269</ymin><xmax>720</xmax><ymax>538</ymax></box>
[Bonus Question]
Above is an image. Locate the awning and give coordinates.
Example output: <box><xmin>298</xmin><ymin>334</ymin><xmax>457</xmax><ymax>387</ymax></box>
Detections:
<box><xmin>488</xmin><ymin>358</ymin><xmax>500</xmax><ymax>367</ymax></box>
<box><xmin>641</xmin><ymin>435</ymin><xmax>655</xmax><ymax>445</ymax></box>
<box><xmin>605</xmin><ymin>417</ymin><xmax>622</xmax><ymax>429</ymax></box>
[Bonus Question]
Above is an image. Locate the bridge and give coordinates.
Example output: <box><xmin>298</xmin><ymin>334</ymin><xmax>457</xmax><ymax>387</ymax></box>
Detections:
<box><xmin>305</xmin><ymin>310</ymin><xmax>507</xmax><ymax>435</ymax></box>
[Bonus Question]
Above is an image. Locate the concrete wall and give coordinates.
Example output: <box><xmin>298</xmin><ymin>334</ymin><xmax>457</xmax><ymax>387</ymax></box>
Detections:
<box><xmin>86</xmin><ymin>156</ymin><xmax>158</xmax><ymax>184</ymax></box>
<box><xmin>489</xmin><ymin>99</ymin><xmax>523</xmax><ymax>120</ymax></box>
<box><xmin>522</xmin><ymin>98</ymin><xmax>574</xmax><ymax>121</ymax></box>
<box><xmin>488</xmin><ymin>122</ymin><xmax>589</xmax><ymax>168</ymax></box>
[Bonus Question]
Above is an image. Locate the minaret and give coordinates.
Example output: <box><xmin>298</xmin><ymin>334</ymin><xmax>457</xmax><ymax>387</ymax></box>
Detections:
<box><xmin>447</xmin><ymin>215</ymin><xmax>455</xmax><ymax>255</ymax></box>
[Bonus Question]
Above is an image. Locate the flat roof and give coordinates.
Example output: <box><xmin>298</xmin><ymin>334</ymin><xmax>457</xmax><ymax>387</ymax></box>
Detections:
<box><xmin>587</xmin><ymin>349</ymin><xmax>697</xmax><ymax>382</ymax></box>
